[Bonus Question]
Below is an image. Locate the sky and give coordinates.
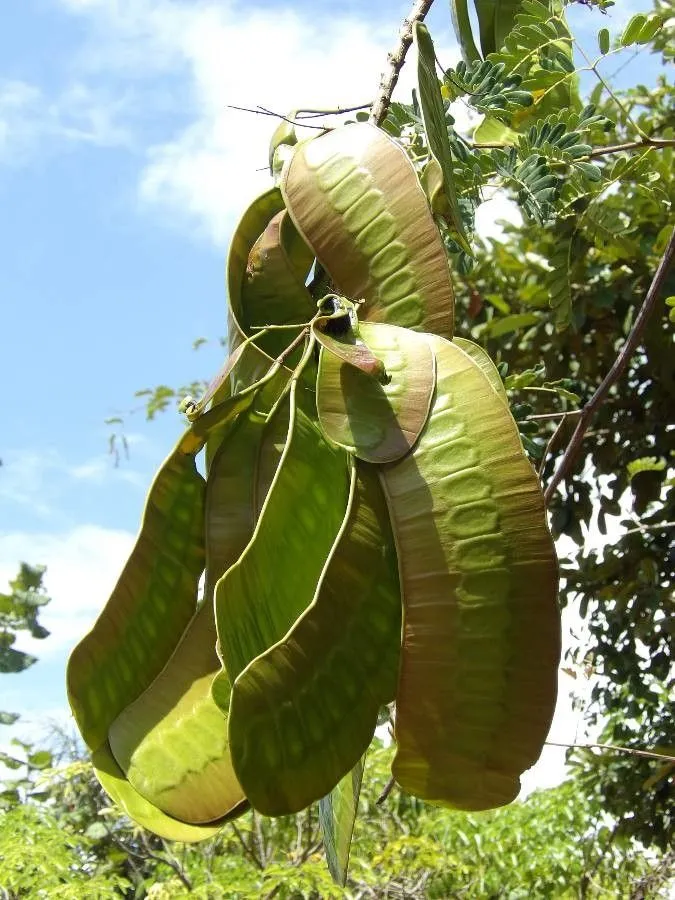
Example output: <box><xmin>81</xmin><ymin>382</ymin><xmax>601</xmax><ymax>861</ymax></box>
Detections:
<box><xmin>0</xmin><ymin>0</ymin><xmax>664</xmax><ymax>797</ymax></box>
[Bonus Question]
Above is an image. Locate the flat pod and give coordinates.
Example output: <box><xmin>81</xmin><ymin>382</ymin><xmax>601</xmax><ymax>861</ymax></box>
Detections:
<box><xmin>452</xmin><ymin>337</ymin><xmax>507</xmax><ymax>403</ymax></box>
<box><xmin>213</xmin><ymin>383</ymin><xmax>350</xmax><ymax>690</ymax></box>
<box><xmin>93</xmin><ymin>744</ymin><xmax>234</xmax><ymax>843</ymax></box>
<box><xmin>227</xmin><ymin>460</ymin><xmax>401</xmax><ymax>816</ymax></box>
<box><xmin>226</xmin><ymin>187</ymin><xmax>286</xmax><ymax>353</ymax></box>
<box><xmin>242</xmin><ymin>210</ymin><xmax>314</xmax><ymax>358</ymax></box>
<box><xmin>316</xmin><ymin>322</ymin><xmax>435</xmax><ymax>464</ymax></box>
<box><xmin>380</xmin><ymin>335</ymin><xmax>560</xmax><ymax>810</ymax></box>
<box><xmin>66</xmin><ymin>440</ymin><xmax>206</xmax><ymax>753</ymax></box>
<box><xmin>281</xmin><ymin>122</ymin><xmax>455</xmax><ymax>338</ymax></box>
<box><xmin>106</xmin><ymin>407</ymin><xmax>280</xmax><ymax>826</ymax></box>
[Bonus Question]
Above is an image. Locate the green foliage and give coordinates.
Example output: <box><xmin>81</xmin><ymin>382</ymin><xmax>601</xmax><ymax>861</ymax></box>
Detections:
<box><xmin>444</xmin><ymin>58</ymin><xmax>534</xmax><ymax>117</ymax></box>
<box><xmin>0</xmin><ymin>563</ymin><xmax>51</xmax><ymax>726</ymax></box>
<box><xmin>0</xmin><ymin>739</ymin><xmax>658</xmax><ymax>898</ymax></box>
<box><xmin>0</xmin><ymin>804</ymin><xmax>130</xmax><ymax>898</ymax></box>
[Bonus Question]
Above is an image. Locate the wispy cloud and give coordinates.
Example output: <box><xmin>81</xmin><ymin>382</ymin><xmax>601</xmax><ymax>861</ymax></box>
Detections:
<box><xmin>0</xmin><ymin>445</ymin><xmax>145</xmax><ymax>518</ymax></box>
<box><xmin>58</xmin><ymin>0</ymin><xmax>462</xmax><ymax>244</ymax></box>
<box><xmin>0</xmin><ymin>524</ymin><xmax>135</xmax><ymax>657</ymax></box>
<box><xmin>0</xmin><ymin>77</ymin><xmax>131</xmax><ymax>165</ymax></box>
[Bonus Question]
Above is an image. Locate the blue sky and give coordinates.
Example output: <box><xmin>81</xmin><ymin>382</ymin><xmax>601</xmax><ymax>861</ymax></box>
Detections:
<box><xmin>0</xmin><ymin>0</ymin><xmax>662</xmax><ymax>789</ymax></box>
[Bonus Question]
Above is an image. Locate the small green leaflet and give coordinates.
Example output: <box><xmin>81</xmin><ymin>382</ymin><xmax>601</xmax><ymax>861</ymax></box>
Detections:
<box><xmin>413</xmin><ymin>22</ymin><xmax>472</xmax><ymax>255</ymax></box>
<box><xmin>319</xmin><ymin>756</ymin><xmax>365</xmax><ymax>886</ymax></box>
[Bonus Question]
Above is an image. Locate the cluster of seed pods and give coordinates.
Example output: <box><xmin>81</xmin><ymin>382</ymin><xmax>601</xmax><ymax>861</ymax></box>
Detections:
<box><xmin>67</xmin><ymin>121</ymin><xmax>560</xmax><ymax>885</ymax></box>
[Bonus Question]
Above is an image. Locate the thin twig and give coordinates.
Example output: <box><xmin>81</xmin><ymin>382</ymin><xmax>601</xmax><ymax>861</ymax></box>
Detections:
<box><xmin>370</xmin><ymin>0</ymin><xmax>435</xmax><ymax>127</ymax></box>
<box><xmin>294</xmin><ymin>104</ymin><xmax>372</xmax><ymax>119</ymax></box>
<box><xmin>544</xmin><ymin>228</ymin><xmax>675</xmax><ymax>504</ymax></box>
<box><xmin>623</xmin><ymin>521</ymin><xmax>675</xmax><ymax>537</ymax></box>
<box><xmin>526</xmin><ymin>410</ymin><xmax>582</xmax><ymax>422</ymax></box>
<box><xmin>226</xmin><ymin>104</ymin><xmax>325</xmax><ymax>130</ymax></box>
<box><xmin>231</xmin><ymin>822</ymin><xmax>264</xmax><ymax>870</ymax></box>
<box><xmin>538</xmin><ymin>413</ymin><xmax>568</xmax><ymax>479</ymax></box>
<box><xmin>470</xmin><ymin>137</ymin><xmax>675</xmax><ymax>158</ymax></box>
<box><xmin>588</xmin><ymin>137</ymin><xmax>675</xmax><ymax>158</ymax></box>
<box><xmin>256</xmin><ymin>105</ymin><xmax>326</xmax><ymax>131</ymax></box>
<box><xmin>376</xmin><ymin>776</ymin><xmax>396</xmax><ymax>805</ymax></box>
<box><xmin>546</xmin><ymin>740</ymin><xmax>675</xmax><ymax>763</ymax></box>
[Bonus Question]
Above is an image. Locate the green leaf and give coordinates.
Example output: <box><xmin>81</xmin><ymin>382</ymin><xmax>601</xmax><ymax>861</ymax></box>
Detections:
<box><xmin>484</xmin><ymin>312</ymin><xmax>539</xmax><ymax>337</ymax></box>
<box><xmin>450</xmin><ymin>0</ymin><xmax>482</xmax><ymax>63</ymax></box>
<box><xmin>474</xmin><ymin>115</ymin><xmax>519</xmax><ymax>144</ymax></box>
<box><xmin>0</xmin><ymin>712</ymin><xmax>19</xmax><ymax>726</ymax></box>
<box><xmin>381</xmin><ymin>336</ymin><xmax>559</xmax><ymax>810</ymax></box>
<box><xmin>413</xmin><ymin>23</ymin><xmax>472</xmax><ymax>255</ymax></box>
<box><xmin>320</xmin><ymin>756</ymin><xmax>365</xmax><ymax>886</ymax></box>
<box><xmin>598</xmin><ymin>27</ymin><xmax>610</xmax><ymax>55</ymax></box>
<box><xmin>635</xmin><ymin>14</ymin><xmax>664</xmax><ymax>44</ymax></box>
<box><xmin>627</xmin><ymin>457</ymin><xmax>666</xmax><ymax>480</ymax></box>
<box><xmin>281</xmin><ymin>122</ymin><xmax>455</xmax><ymax>339</ymax></box>
<box><xmin>620</xmin><ymin>14</ymin><xmax>647</xmax><ymax>46</ymax></box>
<box><xmin>27</xmin><ymin>751</ymin><xmax>52</xmax><ymax>770</ymax></box>
<box><xmin>316</xmin><ymin>322</ymin><xmax>435</xmax><ymax>464</ymax></box>
<box><xmin>226</xmin><ymin>461</ymin><xmax>401</xmax><ymax>816</ymax></box>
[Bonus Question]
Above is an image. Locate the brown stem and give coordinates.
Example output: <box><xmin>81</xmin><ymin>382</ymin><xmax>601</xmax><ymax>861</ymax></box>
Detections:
<box><xmin>546</xmin><ymin>740</ymin><xmax>675</xmax><ymax>763</ymax></box>
<box><xmin>470</xmin><ymin>138</ymin><xmax>675</xmax><ymax>158</ymax></box>
<box><xmin>370</xmin><ymin>0</ymin><xmax>436</xmax><ymax>127</ymax></box>
<box><xmin>538</xmin><ymin>413</ymin><xmax>568</xmax><ymax>480</ymax></box>
<box><xmin>376</xmin><ymin>776</ymin><xmax>396</xmax><ymax>805</ymax></box>
<box><xmin>544</xmin><ymin>228</ymin><xmax>675</xmax><ymax>504</ymax></box>
<box><xmin>231</xmin><ymin>822</ymin><xmax>264</xmax><ymax>870</ymax></box>
<box><xmin>588</xmin><ymin>137</ymin><xmax>675</xmax><ymax>159</ymax></box>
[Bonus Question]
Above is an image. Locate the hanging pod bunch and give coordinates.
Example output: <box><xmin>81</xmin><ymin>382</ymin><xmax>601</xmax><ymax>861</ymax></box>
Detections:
<box><xmin>67</xmin><ymin>119</ymin><xmax>559</xmax><ymax>885</ymax></box>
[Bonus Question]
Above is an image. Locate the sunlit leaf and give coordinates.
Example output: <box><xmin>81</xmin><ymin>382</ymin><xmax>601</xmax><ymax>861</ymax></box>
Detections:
<box><xmin>320</xmin><ymin>756</ymin><xmax>365</xmax><ymax>886</ymax></box>
<box><xmin>413</xmin><ymin>22</ymin><xmax>472</xmax><ymax>254</ymax></box>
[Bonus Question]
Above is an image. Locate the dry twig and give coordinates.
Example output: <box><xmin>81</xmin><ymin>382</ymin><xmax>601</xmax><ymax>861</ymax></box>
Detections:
<box><xmin>370</xmin><ymin>0</ymin><xmax>435</xmax><ymax>126</ymax></box>
<box><xmin>544</xmin><ymin>228</ymin><xmax>675</xmax><ymax>504</ymax></box>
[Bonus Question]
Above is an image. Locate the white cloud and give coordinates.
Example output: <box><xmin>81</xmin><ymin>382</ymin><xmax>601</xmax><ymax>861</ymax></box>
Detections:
<box><xmin>0</xmin><ymin>525</ymin><xmax>135</xmax><ymax>657</ymax></box>
<box><xmin>0</xmin><ymin>446</ymin><xmax>145</xmax><ymax>519</ymax></box>
<box><xmin>0</xmin><ymin>77</ymin><xmax>130</xmax><ymax>163</ymax></box>
<box><xmin>59</xmin><ymin>0</ymin><xmax>460</xmax><ymax>244</ymax></box>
